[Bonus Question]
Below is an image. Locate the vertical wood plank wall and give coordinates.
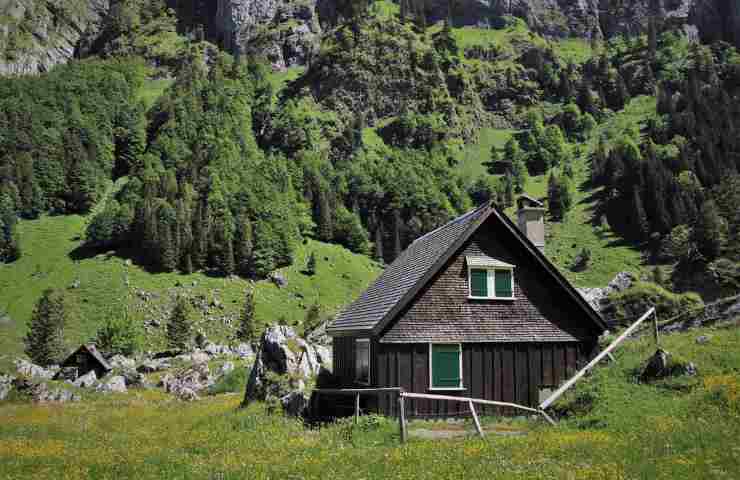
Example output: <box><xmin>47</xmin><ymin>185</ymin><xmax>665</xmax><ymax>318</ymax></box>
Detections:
<box><xmin>362</xmin><ymin>341</ymin><xmax>594</xmax><ymax>418</ymax></box>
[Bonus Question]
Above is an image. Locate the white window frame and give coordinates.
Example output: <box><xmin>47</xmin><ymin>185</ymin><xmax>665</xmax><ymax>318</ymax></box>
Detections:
<box><xmin>428</xmin><ymin>343</ymin><xmax>465</xmax><ymax>391</ymax></box>
<box><xmin>467</xmin><ymin>266</ymin><xmax>515</xmax><ymax>300</ymax></box>
<box><xmin>354</xmin><ymin>338</ymin><xmax>371</xmax><ymax>385</ymax></box>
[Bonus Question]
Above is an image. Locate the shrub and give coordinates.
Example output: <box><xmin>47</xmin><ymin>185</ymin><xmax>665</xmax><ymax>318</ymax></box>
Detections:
<box><xmin>603</xmin><ymin>281</ymin><xmax>703</xmax><ymax>326</ymax></box>
<box><xmin>95</xmin><ymin>314</ymin><xmax>142</xmax><ymax>357</ymax></box>
<box><xmin>209</xmin><ymin>366</ymin><xmax>249</xmax><ymax>395</ymax></box>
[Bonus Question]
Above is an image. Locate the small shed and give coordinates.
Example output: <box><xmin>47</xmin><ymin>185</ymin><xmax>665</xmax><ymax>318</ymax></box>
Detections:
<box><xmin>56</xmin><ymin>344</ymin><xmax>112</xmax><ymax>380</ymax></box>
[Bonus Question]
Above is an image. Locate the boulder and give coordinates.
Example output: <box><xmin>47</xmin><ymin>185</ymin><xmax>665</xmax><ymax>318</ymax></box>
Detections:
<box><xmin>269</xmin><ymin>272</ymin><xmax>288</xmax><ymax>288</ymax></box>
<box><xmin>97</xmin><ymin>376</ymin><xmax>127</xmax><ymax>394</ymax></box>
<box><xmin>73</xmin><ymin>370</ymin><xmax>98</xmax><ymax>388</ymax></box>
<box><xmin>281</xmin><ymin>390</ymin><xmax>310</xmax><ymax>417</ymax></box>
<box><xmin>190</xmin><ymin>351</ymin><xmax>210</xmax><ymax>365</ymax></box>
<box><xmin>109</xmin><ymin>355</ymin><xmax>136</xmax><ymax>370</ymax></box>
<box><xmin>640</xmin><ymin>349</ymin><xmax>697</xmax><ymax>383</ymax></box>
<box><xmin>15</xmin><ymin>359</ymin><xmax>58</xmax><ymax>380</ymax></box>
<box><xmin>205</xmin><ymin>343</ymin><xmax>232</xmax><ymax>357</ymax></box>
<box><xmin>12</xmin><ymin>377</ymin><xmax>79</xmax><ymax>403</ymax></box>
<box><xmin>218</xmin><ymin>362</ymin><xmax>235</xmax><ymax>377</ymax></box>
<box><xmin>235</xmin><ymin>343</ymin><xmax>254</xmax><ymax>359</ymax></box>
<box><xmin>0</xmin><ymin>375</ymin><xmax>14</xmax><ymax>401</ymax></box>
<box><xmin>119</xmin><ymin>369</ymin><xmax>150</xmax><ymax>388</ymax></box>
<box><xmin>161</xmin><ymin>363</ymin><xmax>214</xmax><ymax>401</ymax></box>
<box><xmin>695</xmin><ymin>335</ymin><xmax>711</xmax><ymax>345</ymax></box>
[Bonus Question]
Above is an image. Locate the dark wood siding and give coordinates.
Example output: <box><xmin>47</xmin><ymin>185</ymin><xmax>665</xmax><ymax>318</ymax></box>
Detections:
<box><xmin>367</xmin><ymin>341</ymin><xmax>594</xmax><ymax>418</ymax></box>
<box><xmin>332</xmin><ymin>337</ymin><xmax>355</xmax><ymax>385</ymax></box>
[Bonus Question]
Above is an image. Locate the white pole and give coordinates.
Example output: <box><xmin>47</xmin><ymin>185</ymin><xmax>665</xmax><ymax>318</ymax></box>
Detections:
<box><xmin>539</xmin><ymin>307</ymin><xmax>656</xmax><ymax>410</ymax></box>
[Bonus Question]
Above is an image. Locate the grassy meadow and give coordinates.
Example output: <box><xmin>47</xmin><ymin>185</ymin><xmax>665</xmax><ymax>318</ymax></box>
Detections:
<box><xmin>1</xmin><ymin>325</ymin><xmax>738</xmax><ymax>479</ymax></box>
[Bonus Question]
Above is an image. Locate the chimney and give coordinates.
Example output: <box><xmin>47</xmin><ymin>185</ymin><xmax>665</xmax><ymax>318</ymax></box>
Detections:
<box><xmin>516</xmin><ymin>195</ymin><xmax>545</xmax><ymax>252</ymax></box>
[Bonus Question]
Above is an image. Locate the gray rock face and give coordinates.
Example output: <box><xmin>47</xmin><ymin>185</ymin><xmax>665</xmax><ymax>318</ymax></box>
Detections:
<box><xmin>12</xmin><ymin>377</ymin><xmax>80</xmax><ymax>403</ymax></box>
<box><xmin>15</xmin><ymin>359</ymin><xmax>58</xmax><ymax>380</ymax></box>
<box><xmin>690</xmin><ymin>0</ymin><xmax>740</xmax><ymax>48</ymax></box>
<box><xmin>0</xmin><ymin>0</ymin><xmax>110</xmax><ymax>75</ymax></box>
<box><xmin>661</xmin><ymin>294</ymin><xmax>740</xmax><ymax>333</ymax></box>
<box><xmin>97</xmin><ymin>375</ymin><xmax>127</xmax><ymax>394</ymax></box>
<box><xmin>72</xmin><ymin>370</ymin><xmax>98</xmax><ymax>388</ymax></box>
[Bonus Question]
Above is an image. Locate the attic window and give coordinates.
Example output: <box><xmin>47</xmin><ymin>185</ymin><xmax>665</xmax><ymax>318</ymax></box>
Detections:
<box><xmin>466</xmin><ymin>256</ymin><xmax>515</xmax><ymax>300</ymax></box>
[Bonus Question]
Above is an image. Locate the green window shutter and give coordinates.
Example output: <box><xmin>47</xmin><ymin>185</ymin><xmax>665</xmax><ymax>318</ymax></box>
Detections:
<box><xmin>470</xmin><ymin>269</ymin><xmax>488</xmax><ymax>297</ymax></box>
<box><xmin>495</xmin><ymin>270</ymin><xmax>513</xmax><ymax>297</ymax></box>
<box><xmin>432</xmin><ymin>344</ymin><xmax>461</xmax><ymax>388</ymax></box>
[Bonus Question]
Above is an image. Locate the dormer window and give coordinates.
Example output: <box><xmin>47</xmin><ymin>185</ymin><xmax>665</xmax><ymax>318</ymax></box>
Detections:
<box><xmin>466</xmin><ymin>256</ymin><xmax>515</xmax><ymax>300</ymax></box>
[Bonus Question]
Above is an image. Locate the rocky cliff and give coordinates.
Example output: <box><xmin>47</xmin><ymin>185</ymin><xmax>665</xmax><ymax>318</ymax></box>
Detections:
<box><xmin>167</xmin><ymin>0</ymin><xmax>323</xmax><ymax>69</ymax></box>
<box><xmin>0</xmin><ymin>0</ymin><xmax>109</xmax><ymax>75</ymax></box>
<box><xmin>1</xmin><ymin>0</ymin><xmax>738</xmax><ymax>75</ymax></box>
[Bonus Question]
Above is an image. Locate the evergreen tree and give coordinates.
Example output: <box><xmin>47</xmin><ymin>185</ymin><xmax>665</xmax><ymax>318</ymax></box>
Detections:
<box><xmin>235</xmin><ymin>218</ymin><xmax>254</xmax><ymax>277</ymax></box>
<box><xmin>627</xmin><ymin>189</ymin><xmax>650</xmax><ymax>242</ymax></box>
<box><xmin>306</xmin><ymin>251</ymin><xmax>317</xmax><ymax>276</ymax></box>
<box><xmin>548</xmin><ymin>174</ymin><xmax>572</xmax><ymax>221</ymax></box>
<box><xmin>24</xmin><ymin>289</ymin><xmax>66</xmax><ymax>366</ymax></box>
<box><xmin>373</xmin><ymin>221</ymin><xmax>384</xmax><ymax>263</ymax></box>
<box><xmin>693</xmin><ymin>200</ymin><xmax>724</xmax><ymax>260</ymax></box>
<box><xmin>502</xmin><ymin>173</ymin><xmax>514</xmax><ymax>208</ymax></box>
<box><xmin>316</xmin><ymin>189</ymin><xmax>333</xmax><ymax>242</ymax></box>
<box><xmin>236</xmin><ymin>288</ymin><xmax>256</xmax><ymax>343</ymax></box>
<box><xmin>166</xmin><ymin>296</ymin><xmax>192</xmax><ymax>351</ymax></box>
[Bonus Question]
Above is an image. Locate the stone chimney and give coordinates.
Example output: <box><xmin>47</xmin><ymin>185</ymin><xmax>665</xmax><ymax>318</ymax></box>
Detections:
<box><xmin>516</xmin><ymin>195</ymin><xmax>545</xmax><ymax>252</ymax></box>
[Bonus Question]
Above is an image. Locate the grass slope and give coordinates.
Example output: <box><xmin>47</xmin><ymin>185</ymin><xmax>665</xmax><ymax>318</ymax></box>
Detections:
<box><xmin>0</xmin><ymin>212</ymin><xmax>380</xmax><ymax>369</ymax></box>
<box><xmin>1</xmin><ymin>325</ymin><xmax>737</xmax><ymax>478</ymax></box>
<box><xmin>460</xmin><ymin>96</ymin><xmax>656</xmax><ymax>287</ymax></box>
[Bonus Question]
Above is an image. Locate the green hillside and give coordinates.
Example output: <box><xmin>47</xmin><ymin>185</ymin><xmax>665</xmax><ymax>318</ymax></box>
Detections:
<box><xmin>1</xmin><ymin>324</ymin><xmax>737</xmax><ymax>478</ymax></box>
<box><xmin>0</xmin><ymin>211</ymin><xmax>381</xmax><ymax>369</ymax></box>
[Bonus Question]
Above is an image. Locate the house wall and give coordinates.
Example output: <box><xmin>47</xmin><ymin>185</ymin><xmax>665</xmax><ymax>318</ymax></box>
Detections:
<box><xmin>370</xmin><ymin>341</ymin><xmax>595</xmax><ymax>418</ymax></box>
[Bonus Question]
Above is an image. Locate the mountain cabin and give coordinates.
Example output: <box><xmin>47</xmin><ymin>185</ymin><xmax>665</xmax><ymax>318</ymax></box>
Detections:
<box><xmin>325</xmin><ymin>199</ymin><xmax>606</xmax><ymax>418</ymax></box>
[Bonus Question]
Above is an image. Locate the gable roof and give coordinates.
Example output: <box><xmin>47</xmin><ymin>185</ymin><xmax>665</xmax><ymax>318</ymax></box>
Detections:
<box><xmin>62</xmin><ymin>344</ymin><xmax>112</xmax><ymax>371</ymax></box>
<box><xmin>327</xmin><ymin>201</ymin><xmax>606</xmax><ymax>337</ymax></box>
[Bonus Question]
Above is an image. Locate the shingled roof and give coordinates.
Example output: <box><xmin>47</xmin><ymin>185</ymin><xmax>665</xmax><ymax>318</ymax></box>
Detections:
<box><xmin>327</xmin><ymin>201</ymin><xmax>605</xmax><ymax>337</ymax></box>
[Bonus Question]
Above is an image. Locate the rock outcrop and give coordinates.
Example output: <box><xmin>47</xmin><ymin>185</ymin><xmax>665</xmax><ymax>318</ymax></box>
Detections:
<box><xmin>578</xmin><ymin>271</ymin><xmax>636</xmax><ymax>315</ymax></box>
<box><xmin>0</xmin><ymin>0</ymin><xmax>110</xmax><ymax>75</ymax></box>
<box><xmin>243</xmin><ymin>325</ymin><xmax>330</xmax><ymax>416</ymax></box>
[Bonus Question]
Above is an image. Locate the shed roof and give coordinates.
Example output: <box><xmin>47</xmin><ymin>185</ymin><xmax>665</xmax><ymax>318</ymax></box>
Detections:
<box><xmin>327</xmin><ymin>201</ymin><xmax>605</xmax><ymax>337</ymax></box>
<box><xmin>63</xmin><ymin>344</ymin><xmax>112</xmax><ymax>371</ymax></box>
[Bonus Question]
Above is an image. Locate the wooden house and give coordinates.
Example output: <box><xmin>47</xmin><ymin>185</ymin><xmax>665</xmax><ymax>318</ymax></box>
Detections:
<box><xmin>56</xmin><ymin>344</ymin><xmax>112</xmax><ymax>381</ymax></box>
<box><xmin>326</xmin><ymin>200</ymin><xmax>606</xmax><ymax>417</ymax></box>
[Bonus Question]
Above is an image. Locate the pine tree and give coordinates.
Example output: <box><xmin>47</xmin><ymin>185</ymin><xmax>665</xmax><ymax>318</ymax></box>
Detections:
<box><xmin>548</xmin><ymin>174</ymin><xmax>572</xmax><ymax>221</ymax></box>
<box><xmin>503</xmin><ymin>173</ymin><xmax>514</xmax><ymax>208</ymax></box>
<box><xmin>167</xmin><ymin>296</ymin><xmax>192</xmax><ymax>351</ymax></box>
<box><xmin>628</xmin><ymin>189</ymin><xmax>650</xmax><ymax>242</ymax></box>
<box><xmin>647</xmin><ymin>16</ymin><xmax>657</xmax><ymax>62</ymax></box>
<box><xmin>236</xmin><ymin>288</ymin><xmax>256</xmax><ymax>343</ymax></box>
<box><xmin>316</xmin><ymin>189</ymin><xmax>333</xmax><ymax>242</ymax></box>
<box><xmin>393</xmin><ymin>208</ymin><xmax>403</xmax><ymax>260</ymax></box>
<box><xmin>235</xmin><ymin>217</ymin><xmax>254</xmax><ymax>277</ymax></box>
<box><xmin>483</xmin><ymin>145</ymin><xmax>502</xmax><ymax>175</ymax></box>
<box><xmin>306</xmin><ymin>251</ymin><xmax>317</xmax><ymax>276</ymax></box>
<box><xmin>222</xmin><ymin>239</ymin><xmax>235</xmax><ymax>276</ymax></box>
<box><xmin>24</xmin><ymin>289</ymin><xmax>66</xmax><ymax>366</ymax></box>
<box><xmin>693</xmin><ymin>200</ymin><xmax>724</xmax><ymax>260</ymax></box>
<box><xmin>374</xmin><ymin>221</ymin><xmax>384</xmax><ymax>263</ymax></box>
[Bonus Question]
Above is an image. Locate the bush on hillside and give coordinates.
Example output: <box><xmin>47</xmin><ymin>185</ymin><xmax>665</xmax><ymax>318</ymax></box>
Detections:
<box><xmin>602</xmin><ymin>281</ymin><xmax>703</xmax><ymax>326</ymax></box>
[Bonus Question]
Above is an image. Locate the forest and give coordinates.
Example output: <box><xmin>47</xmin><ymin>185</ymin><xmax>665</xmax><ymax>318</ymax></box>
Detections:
<box><xmin>0</xmin><ymin>0</ymin><xmax>738</xmax><ymax>292</ymax></box>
